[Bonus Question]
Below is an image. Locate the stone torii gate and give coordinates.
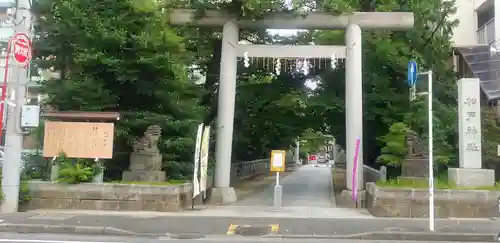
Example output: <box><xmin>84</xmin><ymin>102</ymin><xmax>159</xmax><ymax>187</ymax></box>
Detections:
<box><xmin>169</xmin><ymin>9</ymin><xmax>414</xmax><ymax>204</ymax></box>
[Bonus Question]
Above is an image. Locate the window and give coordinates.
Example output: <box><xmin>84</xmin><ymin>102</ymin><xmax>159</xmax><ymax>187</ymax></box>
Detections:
<box><xmin>477</xmin><ymin>7</ymin><xmax>495</xmax><ymax>29</ymax></box>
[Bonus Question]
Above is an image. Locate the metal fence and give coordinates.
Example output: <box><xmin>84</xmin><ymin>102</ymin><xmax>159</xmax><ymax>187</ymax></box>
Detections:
<box><xmin>230</xmin><ymin>158</ymin><xmax>270</xmax><ymax>183</ymax></box>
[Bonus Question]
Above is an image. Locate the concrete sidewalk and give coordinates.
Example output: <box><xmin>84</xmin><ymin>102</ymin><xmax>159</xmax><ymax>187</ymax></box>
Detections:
<box><xmin>25</xmin><ymin>206</ymin><xmax>373</xmax><ymax>219</ymax></box>
<box><xmin>0</xmin><ymin>209</ymin><xmax>499</xmax><ymax>241</ymax></box>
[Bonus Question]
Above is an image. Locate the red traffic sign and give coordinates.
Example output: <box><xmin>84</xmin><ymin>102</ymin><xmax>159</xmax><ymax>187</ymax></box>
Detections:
<box><xmin>12</xmin><ymin>33</ymin><xmax>31</xmax><ymax>67</ymax></box>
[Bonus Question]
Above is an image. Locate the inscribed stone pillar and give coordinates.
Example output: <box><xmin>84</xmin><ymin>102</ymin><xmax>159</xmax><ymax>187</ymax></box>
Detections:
<box><xmin>458</xmin><ymin>78</ymin><xmax>482</xmax><ymax>168</ymax></box>
<box><xmin>448</xmin><ymin>78</ymin><xmax>494</xmax><ymax>187</ymax></box>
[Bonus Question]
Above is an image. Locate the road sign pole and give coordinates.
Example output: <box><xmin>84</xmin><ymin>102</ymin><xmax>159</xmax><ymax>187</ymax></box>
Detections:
<box><xmin>416</xmin><ymin>69</ymin><xmax>435</xmax><ymax>232</ymax></box>
<box><xmin>426</xmin><ymin>70</ymin><xmax>435</xmax><ymax>232</ymax></box>
<box><xmin>273</xmin><ymin>171</ymin><xmax>282</xmax><ymax>209</ymax></box>
<box><xmin>409</xmin><ymin>61</ymin><xmax>434</xmax><ymax>231</ymax></box>
<box><xmin>271</xmin><ymin>150</ymin><xmax>285</xmax><ymax>210</ymax></box>
<box><xmin>1</xmin><ymin>0</ymin><xmax>32</xmax><ymax>213</ymax></box>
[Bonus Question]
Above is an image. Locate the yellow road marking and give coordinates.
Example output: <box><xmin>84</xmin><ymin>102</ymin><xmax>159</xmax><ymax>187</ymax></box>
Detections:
<box><xmin>269</xmin><ymin>224</ymin><xmax>279</xmax><ymax>234</ymax></box>
<box><xmin>226</xmin><ymin>224</ymin><xmax>238</xmax><ymax>235</ymax></box>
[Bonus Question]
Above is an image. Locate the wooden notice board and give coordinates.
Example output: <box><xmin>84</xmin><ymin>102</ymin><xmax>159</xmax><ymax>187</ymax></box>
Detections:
<box><xmin>43</xmin><ymin>121</ymin><xmax>114</xmax><ymax>159</ymax></box>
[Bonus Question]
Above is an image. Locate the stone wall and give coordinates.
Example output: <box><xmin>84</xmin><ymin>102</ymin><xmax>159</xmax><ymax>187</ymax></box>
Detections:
<box><xmin>25</xmin><ymin>181</ymin><xmax>193</xmax><ymax>212</ymax></box>
<box><xmin>25</xmin><ymin>159</ymin><xmax>274</xmax><ymax>212</ymax></box>
<box><xmin>332</xmin><ymin>168</ymin><xmax>346</xmax><ymax>192</ymax></box>
<box><xmin>366</xmin><ymin>182</ymin><xmax>500</xmax><ymax>218</ymax></box>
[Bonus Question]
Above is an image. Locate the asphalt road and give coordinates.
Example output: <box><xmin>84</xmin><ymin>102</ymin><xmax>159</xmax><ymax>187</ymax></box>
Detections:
<box><xmin>0</xmin><ymin>232</ymin><xmax>490</xmax><ymax>243</ymax></box>
<box><xmin>2</xmin><ymin>211</ymin><xmax>500</xmax><ymax>237</ymax></box>
<box><xmin>233</xmin><ymin>164</ymin><xmax>333</xmax><ymax>207</ymax></box>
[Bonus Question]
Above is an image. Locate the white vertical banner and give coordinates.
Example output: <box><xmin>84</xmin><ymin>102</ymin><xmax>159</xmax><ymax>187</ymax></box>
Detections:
<box><xmin>199</xmin><ymin>125</ymin><xmax>211</xmax><ymax>193</ymax></box>
<box><xmin>192</xmin><ymin>124</ymin><xmax>204</xmax><ymax>198</ymax></box>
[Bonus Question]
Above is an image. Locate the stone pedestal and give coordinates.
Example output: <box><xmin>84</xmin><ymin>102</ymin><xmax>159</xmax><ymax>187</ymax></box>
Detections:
<box><xmin>122</xmin><ymin>170</ymin><xmax>166</xmax><ymax>182</ymax></box>
<box><xmin>401</xmin><ymin>131</ymin><xmax>429</xmax><ymax>181</ymax></box>
<box><xmin>129</xmin><ymin>153</ymin><xmax>163</xmax><ymax>171</ymax></box>
<box><xmin>208</xmin><ymin>187</ymin><xmax>237</xmax><ymax>205</ymax></box>
<box><xmin>448</xmin><ymin>168</ymin><xmax>494</xmax><ymax>188</ymax></box>
<box><xmin>122</xmin><ymin>153</ymin><xmax>166</xmax><ymax>182</ymax></box>
<box><xmin>401</xmin><ymin>158</ymin><xmax>428</xmax><ymax>178</ymax></box>
<box><xmin>339</xmin><ymin>189</ymin><xmax>366</xmax><ymax>208</ymax></box>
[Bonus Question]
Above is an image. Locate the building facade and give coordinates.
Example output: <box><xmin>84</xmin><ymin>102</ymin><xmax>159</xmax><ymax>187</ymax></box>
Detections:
<box><xmin>451</xmin><ymin>0</ymin><xmax>500</xmax><ymax>111</ymax></box>
<box><xmin>451</xmin><ymin>0</ymin><xmax>498</xmax><ymax>47</ymax></box>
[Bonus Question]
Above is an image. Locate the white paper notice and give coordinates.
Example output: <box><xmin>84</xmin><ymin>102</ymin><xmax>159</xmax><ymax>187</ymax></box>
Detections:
<box><xmin>273</xmin><ymin>153</ymin><xmax>283</xmax><ymax>167</ymax></box>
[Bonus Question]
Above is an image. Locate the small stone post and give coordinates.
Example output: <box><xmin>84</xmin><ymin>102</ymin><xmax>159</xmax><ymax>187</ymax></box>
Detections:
<box><xmin>379</xmin><ymin>166</ymin><xmax>387</xmax><ymax>182</ymax></box>
<box><xmin>50</xmin><ymin>157</ymin><xmax>58</xmax><ymax>181</ymax></box>
<box><xmin>92</xmin><ymin>159</ymin><xmax>104</xmax><ymax>183</ymax></box>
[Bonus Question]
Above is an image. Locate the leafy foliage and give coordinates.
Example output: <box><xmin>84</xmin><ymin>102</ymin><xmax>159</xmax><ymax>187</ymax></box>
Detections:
<box><xmin>0</xmin><ymin>171</ymin><xmax>31</xmax><ymax>204</ymax></box>
<box><xmin>298</xmin><ymin>129</ymin><xmax>328</xmax><ymax>155</ymax></box>
<box><xmin>376</xmin><ymin>123</ymin><xmax>409</xmax><ymax>167</ymax></box>
<box><xmin>482</xmin><ymin>107</ymin><xmax>500</xmax><ymax>173</ymax></box>
<box><xmin>58</xmin><ymin>163</ymin><xmax>93</xmax><ymax>184</ymax></box>
<box><xmin>22</xmin><ymin>152</ymin><xmax>49</xmax><ymax>181</ymax></box>
<box><xmin>57</xmin><ymin>154</ymin><xmax>94</xmax><ymax>184</ymax></box>
<box><xmin>34</xmin><ymin>0</ymin><xmax>205</xmax><ymax>179</ymax></box>
<box><xmin>182</xmin><ymin>0</ymin><xmax>353</xmax><ymax>21</ymax></box>
<box><xmin>18</xmin><ymin>177</ymin><xmax>31</xmax><ymax>204</ymax></box>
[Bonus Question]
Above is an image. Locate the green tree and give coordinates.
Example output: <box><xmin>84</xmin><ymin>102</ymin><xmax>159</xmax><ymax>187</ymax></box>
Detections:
<box><xmin>34</xmin><ymin>0</ymin><xmax>205</xmax><ymax>179</ymax></box>
<box><xmin>376</xmin><ymin>122</ymin><xmax>409</xmax><ymax>167</ymax></box>
<box><xmin>482</xmin><ymin>107</ymin><xmax>500</xmax><ymax>173</ymax></box>
<box><xmin>298</xmin><ymin>129</ymin><xmax>328</xmax><ymax>155</ymax></box>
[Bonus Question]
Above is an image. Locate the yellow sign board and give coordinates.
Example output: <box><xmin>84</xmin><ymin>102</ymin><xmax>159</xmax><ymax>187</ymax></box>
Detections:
<box><xmin>270</xmin><ymin>150</ymin><xmax>286</xmax><ymax>172</ymax></box>
<box><xmin>43</xmin><ymin>121</ymin><xmax>114</xmax><ymax>159</ymax></box>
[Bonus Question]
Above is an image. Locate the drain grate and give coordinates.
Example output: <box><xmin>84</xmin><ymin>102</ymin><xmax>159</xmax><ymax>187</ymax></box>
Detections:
<box><xmin>234</xmin><ymin>225</ymin><xmax>271</xmax><ymax>236</ymax></box>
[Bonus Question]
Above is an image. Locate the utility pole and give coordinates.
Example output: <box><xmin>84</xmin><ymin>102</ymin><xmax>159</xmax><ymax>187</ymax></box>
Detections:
<box><xmin>1</xmin><ymin>0</ymin><xmax>32</xmax><ymax>213</ymax></box>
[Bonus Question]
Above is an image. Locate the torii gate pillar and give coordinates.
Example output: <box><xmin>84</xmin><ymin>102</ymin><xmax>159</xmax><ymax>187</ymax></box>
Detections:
<box><xmin>211</xmin><ymin>21</ymin><xmax>239</xmax><ymax>203</ymax></box>
<box><xmin>168</xmin><ymin>9</ymin><xmax>414</xmax><ymax>204</ymax></box>
<box><xmin>345</xmin><ymin>24</ymin><xmax>363</xmax><ymax>194</ymax></box>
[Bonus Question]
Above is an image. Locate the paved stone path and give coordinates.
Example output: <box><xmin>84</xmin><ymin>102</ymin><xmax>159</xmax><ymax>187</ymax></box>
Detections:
<box><xmin>232</xmin><ymin>164</ymin><xmax>334</xmax><ymax>207</ymax></box>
